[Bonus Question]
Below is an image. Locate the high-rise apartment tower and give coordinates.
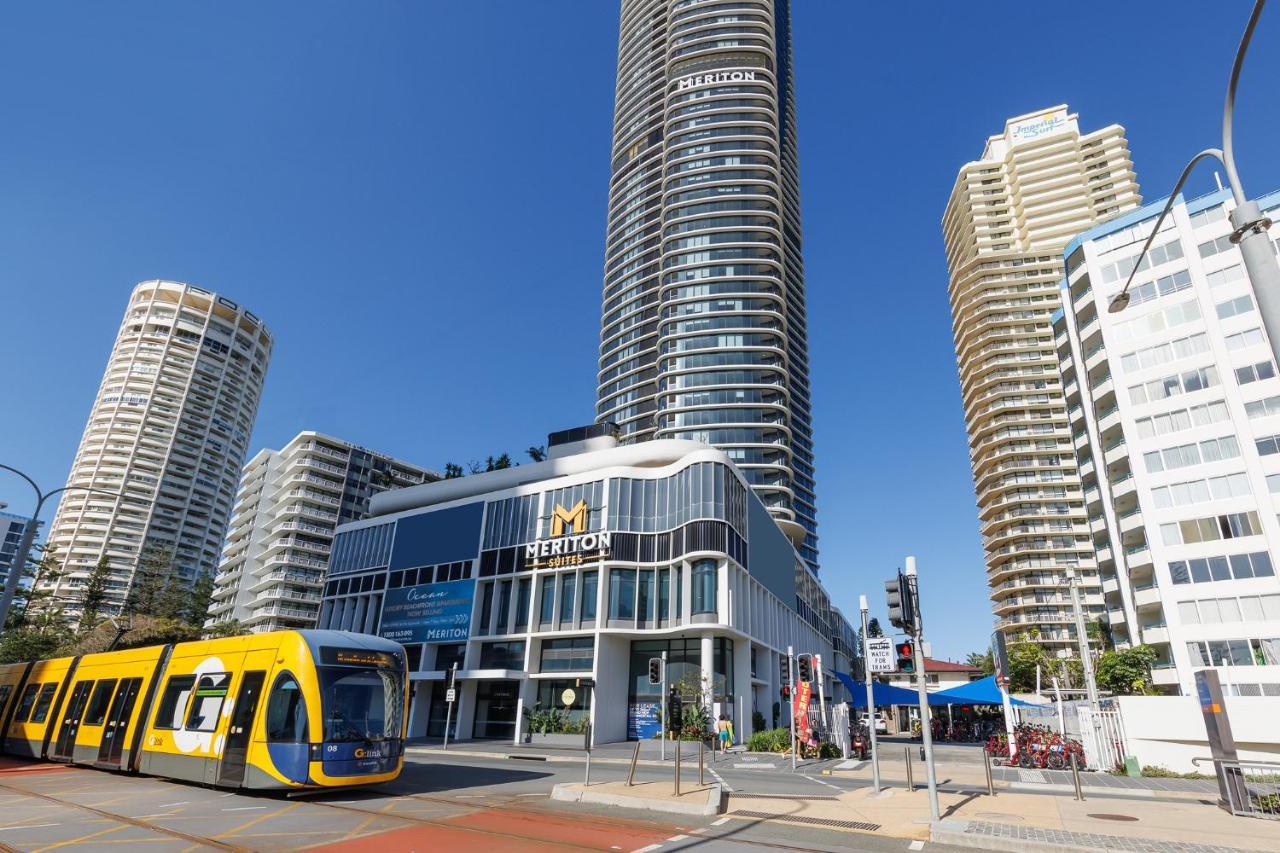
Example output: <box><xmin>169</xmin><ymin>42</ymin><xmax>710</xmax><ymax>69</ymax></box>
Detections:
<box><xmin>41</xmin><ymin>280</ymin><xmax>271</xmax><ymax>621</ymax></box>
<box><xmin>943</xmin><ymin>107</ymin><xmax>1141</xmax><ymax>656</ymax></box>
<box><xmin>596</xmin><ymin>0</ymin><xmax>818</xmax><ymax>568</ymax></box>
<box><xmin>207</xmin><ymin>431</ymin><xmax>437</xmax><ymax>633</ymax></box>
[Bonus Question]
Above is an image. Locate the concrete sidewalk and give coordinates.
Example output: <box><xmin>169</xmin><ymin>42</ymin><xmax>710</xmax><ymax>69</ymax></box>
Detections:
<box><xmin>407</xmin><ymin>738</ymin><xmax>836</xmax><ymax>771</ymax></box>
<box><xmin>719</xmin><ymin>785</ymin><xmax>1279</xmax><ymax>852</ymax></box>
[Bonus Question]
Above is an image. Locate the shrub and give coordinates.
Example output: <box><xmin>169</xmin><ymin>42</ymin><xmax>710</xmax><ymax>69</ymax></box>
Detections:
<box><xmin>747</xmin><ymin>727</ymin><xmax>791</xmax><ymax>753</ymax></box>
<box><xmin>752</xmin><ymin>711</ymin><xmax>766</xmax><ymax>733</ymax></box>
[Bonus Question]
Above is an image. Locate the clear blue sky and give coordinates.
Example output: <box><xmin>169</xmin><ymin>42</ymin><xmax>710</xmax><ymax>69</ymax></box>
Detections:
<box><xmin>3</xmin><ymin>1</ymin><xmax>1279</xmax><ymax>659</ymax></box>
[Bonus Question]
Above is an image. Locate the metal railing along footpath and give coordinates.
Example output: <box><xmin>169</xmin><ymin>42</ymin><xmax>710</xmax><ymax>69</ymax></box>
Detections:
<box><xmin>1192</xmin><ymin>756</ymin><xmax>1280</xmax><ymax>820</ymax></box>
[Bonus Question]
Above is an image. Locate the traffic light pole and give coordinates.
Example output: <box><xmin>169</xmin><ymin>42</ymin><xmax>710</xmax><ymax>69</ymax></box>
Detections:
<box><xmin>905</xmin><ymin>558</ymin><xmax>940</xmax><ymax>823</ymax></box>
<box><xmin>859</xmin><ymin>595</ymin><xmax>881</xmax><ymax>793</ymax></box>
<box><xmin>787</xmin><ymin>644</ymin><xmax>796</xmax><ymax>772</ymax></box>
<box><xmin>661</xmin><ymin>651</ymin><xmax>667</xmax><ymax>762</ymax></box>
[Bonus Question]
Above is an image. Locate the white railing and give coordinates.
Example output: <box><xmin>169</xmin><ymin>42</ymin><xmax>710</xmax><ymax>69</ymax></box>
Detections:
<box><xmin>1078</xmin><ymin>706</ymin><xmax>1128</xmax><ymax>771</ymax></box>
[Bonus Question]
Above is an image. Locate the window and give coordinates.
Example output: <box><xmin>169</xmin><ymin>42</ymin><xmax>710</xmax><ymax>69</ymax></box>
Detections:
<box><xmin>1199</xmin><ymin>235</ymin><xmax>1235</xmax><ymax>259</ymax></box>
<box><xmin>154</xmin><ymin>675</ymin><xmax>197</xmax><ymax>730</ymax></box>
<box><xmin>692</xmin><ymin>559</ymin><xmax>717</xmax><ymax>614</ymax></box>
<box><xmin>479</xmin><ymin>641</ymin><xmax>525</xmax><ymax>669</ymax></box>
<box><xmin>514</xmin><ymin>577</ymin><xmax>530</xmax><ymax>631</ymax></box>
<box><xmin>659</xmin><ymin>568</ymin><xmax>671</xmax><ymax>622</ymax></box>
<box><xmin>1123</xmin><ymin>269</ymin><xmax>1193</xmax><ymax>308</ymax></box>
<box><xmin>538</xmin><ymin>576</ymin><xmax>555</xmax><ymax>624</ymax></box>
<box><xmin>580</xmin><ymin>570</ymin><xmax>598</xmax><ymax>621</ymax></box>
<box><xmin>638</xmin><ymin>569</ymin><xmax>655</xmax><ymax>621</ymax></box>
<box><xmin>1217</xmin><ymin>294</ymin><xmax>1255</xmax><ymax>320</ymax></box>
<box><xmin>609</xmin><ymin>568</ymin><xmax>636</xmax><ymax>619</ymax></box>
<box><xmin>1235</xmin><ymin>360</ymin><xmax>1276</xmax><ymax>385</ymax></box>
<box><xmin>1189</xmin><ymin>204</ymin><xmax>1226</xmax><ymax>228</ymax></box>
<box><xmin>1225</xmin><ymin>328</ymin><xmax>1266</xmax><ymax>351</ymax></box>
<box><xmin>1170</xmin><ymin>550</ymin><xmax>1272</xmax><ymax>585</ymax></box>
<box><xmin>539</xmin><ymin>637</ymin><xmax>594</xmax><ymax>672</ymax></box>
<box><xmin>85</xmin><ymin>679</ymin><xmax>117</xmax><ymax>726</ymax></box>
<box><xmin>478</xmin><ymin>582</ymin><xmax>494</xmax><ymax>633</ymax></box>
<box><xmin>265</xmin><ymin>673</ymin><xmax>308</xmax><ymax>742</ymax></box>
<box><xmin>1245</xmin><ymin>394</ymin><xmax>1280</xmax><ymax>419</ymax></box>
<box><xmin>495</xmin><ymin>580</ymin><xmax>511</xmax><ymax>634</ymax></box>
<box><xmin>1207</xmin><ymin>263</ymin><xmax>1246</xmax><ymax>289</ymax></box>
<box><xmin>30</xmin><ymin>684</ymin><xmax>57</xmax><ymax>724</ymax></box>
<box><xmin>1128</xmin><ymin>366</ymin><xmax>1219</xmax><ymax>405</ymax></box>
<box><xmin>1160</xmin><ymin>511</ymin><xmax>1261</xmax><ymax>545</ymax></box>
<box><xmin>12</xmin><ymin>684</ymin><xmax>40</xmax><ymax>723</ymax></box>
<box><xmin>559</xmin><ymin>573</ymin><xmax>576</xmax><ymax>624</ymax></box>
<box><xmin>185</xmin><ymin>673</ymin><xmax>230</xmax><ymax>732</ymax></box>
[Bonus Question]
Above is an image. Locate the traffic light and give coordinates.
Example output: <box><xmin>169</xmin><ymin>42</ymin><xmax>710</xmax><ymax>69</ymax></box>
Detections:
<box><xmin>648</xmin><ymin>657</ymin><xmax>663</xmax><ymax>685</ymax></box>
<box><xmin>796</xmin><ymin>653</ymin><xmax>813</xmax><ymax>684</ymax></box>
<box><xmin>896</xmin><ymin>640</ymin><xmax>915</xmax><ymax>674</ymax></box>
<box><xmin>885</xmin><ymin>570</ymin><xmax>917</xmax><ymax>632</ymax></box>
<box><xmin>668</xmin><ymin>691</ymin><xmax>683</xmax><ymax>730</ymax></box>
<box><xmin>780</xmin><ymin>684</ymin><xmax>791</xmax><ymax>700</ymax></box>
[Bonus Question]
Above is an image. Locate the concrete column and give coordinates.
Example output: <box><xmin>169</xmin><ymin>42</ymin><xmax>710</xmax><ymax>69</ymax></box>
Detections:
<box><xmin>733</xmin><ymin>635</ymin><xmax>752</xmax><ymax>743</ymax></box>
<box><xmin>362</xmin><ymin>593</ymin><xmax>380</xmax><ymax>634</ymax></box>
<box><xmin>700</xmin><ymin>631</ymin><xmax>715</xmax><ymax>717</ymax></box>
<box><xmin>406</xmin><ymin>681</ymin><xmax>431</xmax><ymax>738</ymax></box>
<box><xmin>351</xmin><ymin>596</ymin><xmax>367</xmax><ymax>633</ymax></box>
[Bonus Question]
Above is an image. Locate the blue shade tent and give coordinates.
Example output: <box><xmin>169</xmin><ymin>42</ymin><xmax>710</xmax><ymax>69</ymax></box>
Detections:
<box><xmin>930</xmin><ymin>675</ymin><xmax>1034</xmax><ymax>706</ymax></box>
<box><xmin>835</xmin><ymin>672</ymin><xmax>922</xmax><ymax>707</ymax></box>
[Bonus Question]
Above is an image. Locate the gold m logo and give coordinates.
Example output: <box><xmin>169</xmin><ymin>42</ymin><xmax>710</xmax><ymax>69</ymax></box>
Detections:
<box><xmin>550</xmin><ymin>500</ymin><xmax>588</xmax><ymax>536</ymax></box>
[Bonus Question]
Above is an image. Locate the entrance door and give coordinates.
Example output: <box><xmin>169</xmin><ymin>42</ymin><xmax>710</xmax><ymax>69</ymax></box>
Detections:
<box><xmin>217</xmin><ymin>671</ymin><xmax>264</xmax><ymax>788</ymax></box>
<box><xmin>473</xmin><ymin>680</ymin><xmax>519</xmax><ymax>740</ymax></box>
<box><xmin>51</xmin><ymin>682</ymin><xmax>92</xmax><ymax>761</ymax></box>
<box><xmin>96</xmin><ymin>678</ymin><xmax>142</xmax><ymax>768</ymax></box>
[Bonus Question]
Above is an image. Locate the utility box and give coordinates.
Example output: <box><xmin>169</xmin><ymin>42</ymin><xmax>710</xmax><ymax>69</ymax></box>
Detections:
<box><xmin>1123</xmin><ymin>755</ymin><xmax>1141</xmax><ymax>777</ymax></box>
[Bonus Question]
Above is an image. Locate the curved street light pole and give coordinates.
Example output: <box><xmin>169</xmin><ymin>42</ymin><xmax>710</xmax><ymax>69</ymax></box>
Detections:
<box><xmin>0</xmin><ymin>463</ymin><xmax>127</xmax><ymax>631</ymax></box>
<box><xmin>1109</xmin><ymin>1</ymin><xmax>1280</xmax><ymax>366</ymax></box>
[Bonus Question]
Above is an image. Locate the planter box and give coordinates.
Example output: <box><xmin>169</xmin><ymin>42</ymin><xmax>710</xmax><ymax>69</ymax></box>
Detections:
<box><xmin>525</xmin><ymin>732</ymin><xmax>584</xmax><ymax>747</ymax></box>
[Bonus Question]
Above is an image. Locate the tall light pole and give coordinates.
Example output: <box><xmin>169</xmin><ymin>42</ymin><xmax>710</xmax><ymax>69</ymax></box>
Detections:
<box><xmin>1065</xmin><ymin>569</ymin><xmax>1100</xmax><ymax>712</ymax></box>
<box><xmin>0</xmin><ymin>463</ymin><xmax>127</xmax><ymax>629</ymax></box>
<box><xmin>1110</xmin><ymin>2</ymin><xmax>1280</xmax><ymax>368</ymax></box>
<box><xmin>858</xmin><ymin>594</ymin><xmax>881</xmax><ymax>793</ymax></box>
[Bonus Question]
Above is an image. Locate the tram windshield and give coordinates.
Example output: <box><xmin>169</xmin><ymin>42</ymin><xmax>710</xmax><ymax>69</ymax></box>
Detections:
<box><xmin>318</xmin><ymin>666</ymin><xmax>404</xmax><ymax>743</ymax></box>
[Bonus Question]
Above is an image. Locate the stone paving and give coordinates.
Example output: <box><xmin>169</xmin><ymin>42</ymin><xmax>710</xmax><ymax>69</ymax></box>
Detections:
<box><xmin>962</xmin><ymin>819</ymin><xmax>1264</xmax><ymax>852</ymax></box>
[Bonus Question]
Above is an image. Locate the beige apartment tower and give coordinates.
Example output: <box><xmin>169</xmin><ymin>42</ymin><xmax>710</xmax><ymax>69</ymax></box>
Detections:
<box><xmin>41</xmin><ymin>280</ymin><xmax>272</xmax><ymax>621</ymax></box>
<box><xmin>943</xmin><ymin>107</ymin><xmax>1141</xmax><ymax>657</ymax></box>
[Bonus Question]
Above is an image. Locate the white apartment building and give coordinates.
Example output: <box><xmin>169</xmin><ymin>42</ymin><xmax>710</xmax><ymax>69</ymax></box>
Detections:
<box><xmin>42</xmin><ymin>281</ymin><xmax>271</xmax><ymax>621</ymax></box>
<box><xmin>207</xmin><ymin>432</ymin><xmax>436</xmax><ymax>633</ymax></box>
<box><xmin>1056</xmin><ymin>187</ymin><xmax>1280</xmax><ymax>696</ymax></box>
<box><xmin>943</xmin><ymin>106</ymin><xmax>1142</xmax><ymax>658</ymax></box>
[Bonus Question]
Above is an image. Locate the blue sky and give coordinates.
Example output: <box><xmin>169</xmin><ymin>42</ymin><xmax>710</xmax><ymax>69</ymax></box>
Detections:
<box><xmin>3</xmin><ymin>1</ymin><xmax>1279</xmax><ymax>658</ymax></box>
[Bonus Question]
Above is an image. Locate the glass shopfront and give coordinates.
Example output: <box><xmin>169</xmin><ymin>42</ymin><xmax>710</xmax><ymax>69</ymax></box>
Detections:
<box><xmin>626</xmin><ymin>637</ymin><xmax>734</xmax><ymax>739</ymax></box>
<box><xmin>473</xmin><ymin>680</ymin><xmax>520</xmax><ymax>740</ymax></box>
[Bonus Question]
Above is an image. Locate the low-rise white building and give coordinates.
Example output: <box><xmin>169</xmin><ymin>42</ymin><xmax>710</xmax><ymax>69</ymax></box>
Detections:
<box><xmin>1055</xmin><ymin>187</ymin><xmax>1280</xmax><ymax>696</ymax></box>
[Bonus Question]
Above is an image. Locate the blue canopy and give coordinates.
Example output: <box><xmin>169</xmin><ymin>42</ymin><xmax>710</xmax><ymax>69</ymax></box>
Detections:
<box><xmin>930</xmin><ymin>675</ymin><xmax>1034</xmax><ymax>706</ymax></box>
<box><xmin>835</xmin><ymin>672</ymin><xmax>924</xmax><ymax>707</ymax></box>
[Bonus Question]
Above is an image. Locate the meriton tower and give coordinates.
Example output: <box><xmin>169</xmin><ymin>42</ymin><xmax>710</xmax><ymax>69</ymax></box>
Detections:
<box><xmin>596</xmin><ymin>0</ymin><xmax>818</xmax><ymax>569</ymax></box>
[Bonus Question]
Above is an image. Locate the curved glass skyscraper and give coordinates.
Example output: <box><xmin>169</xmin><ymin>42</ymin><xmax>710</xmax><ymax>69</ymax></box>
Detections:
<box><xmin>597</xmin><ymin>0</ymin><xmax>817</xmax><ymax>569</ymax></box>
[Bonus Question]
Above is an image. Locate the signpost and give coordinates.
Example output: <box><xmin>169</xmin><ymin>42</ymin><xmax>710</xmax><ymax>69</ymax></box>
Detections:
<box><xmin>442</xmin><ymin>662</ymin><xmax>458</xmax><ymax>751</ymax></box>
<box><xmin>866</xmin><ymin>637</ymin><xmax>895</xmax><ymax>673</ymax></box>
<box><xmin>993</xmin><ymin>630</ymin><xmax>1017</xmax><ymax>763</ymax></box>
<box><xmin>901</xmin><ymin>557</ymin><xmax>939</xmax><ymax>823</ymax></box>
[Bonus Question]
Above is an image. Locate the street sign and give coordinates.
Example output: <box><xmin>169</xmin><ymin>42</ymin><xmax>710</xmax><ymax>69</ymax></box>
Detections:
<box><xmin>445</xmin><ymin>688</ymin><xmax>456</xmax><ymax>703</ymax></box>
<box><xmin>866</xmin><ymin>637</ymin><xmax>896</xmax><ymax>673</ymax></box>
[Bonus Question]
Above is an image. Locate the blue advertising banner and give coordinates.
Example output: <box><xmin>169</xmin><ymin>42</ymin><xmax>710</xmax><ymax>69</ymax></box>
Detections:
<box><xmin>628</xmin><ymin>701</ymin><xmax>661</xmax><ymax>740</ymax></box>
<box><xmin>378</xmin><ymin>578</ymin><xmax>475</xmax><ymax>644</ymax></box>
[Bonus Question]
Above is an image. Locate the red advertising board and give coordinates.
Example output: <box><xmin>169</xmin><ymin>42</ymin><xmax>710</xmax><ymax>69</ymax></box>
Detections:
<box><xmin>792</xmin><ymin>679</ymin><xmax>812</xmax><ymax>742</ymax></box>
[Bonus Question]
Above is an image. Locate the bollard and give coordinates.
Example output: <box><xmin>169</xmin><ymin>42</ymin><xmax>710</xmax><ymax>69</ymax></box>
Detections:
<box><xmin>699</xmin><ymin>739</ymin><xmax>706</xmax><ymax>786</ymax></box>
<box><xmin>905</xmin><ymin>746</ymin><xmax>914</xmax><ymax>792</ymax></box>
<box><xmin>1070</xmin><ymin>751</ymin><xmax>1084</xmax><ymax>801</ymax></box>
<box><xmin>627</xmin><ymin>740</ymin><xmax>641</xmax><ymax>787</ymax></box>
<box><xmin>675</xmin><ymin>740</ymin><xmax>682</xmax><ymax>797</ymax></box>
<box><xmin>983</xmin><ymin>747</ymin><xmax>995</xmax><ymax>796</ymax></box>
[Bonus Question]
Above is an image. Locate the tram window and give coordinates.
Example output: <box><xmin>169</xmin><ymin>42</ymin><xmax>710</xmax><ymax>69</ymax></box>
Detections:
<box><xmin>154</xmin><ymin>675</ymin><xmax>197</xmax><ymax>729</ymax></box>
<box><xmin>0</xmin><ymin>685</ymin><xmax>12</xmax><ymax>718</ymax></box>
<box><xmin>265</xmin><ymin>673</ymin><xmax>308</xmax><ymax>743</ymax></box>
<box><xmin>30</xmin><ymin>684</ymin><xmax>58</xmax><ymax>723</ymax></box>
<box><xmin>185</xmin><ymin>673</ymin><xmax>231</xmax><ymax>732</ymax></box>
<box><xmin>84</xmin><ymin>679</ymin><xmax>117</xmax><ymax>725</ymax></box>
<box><xmin>11</xmin><ymin>684</ymin><xmax>40</xmax><ymax>722</ymax></box>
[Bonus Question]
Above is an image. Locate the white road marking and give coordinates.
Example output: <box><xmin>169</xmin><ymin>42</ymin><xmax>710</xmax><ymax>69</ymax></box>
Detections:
<box><xmin>803</xmin><ymin>774</ymin><xmax>844</xmax><ymax>791</ymax></box>
<box><xmin>222</xmin><ymin>806</ymin><xmax>266</xmax><ymax>811</ymax></box>
<box><xmin>138</xmin><ymin>813</ymin><xmax>177</xmax><ymax>818</ymax></box>
<box><xmin>712</xmin><ymin>817</ymin><xmax>731</xmax><ymax>826</ymax></box>
<box><xmin>631</xmin><ymin>846</ymin><xmax>660</xmax><ymax>853</ymax></box>
<box><xmin>156</xmin><ymin>801</ymin><xmax>189</xmax><ymax>808</ymax></box>
<box><xmin>0</xmin><ymin>824</ymin><xmax>59</xmax><ymax>831</ymax></box>
<box><xmin>516</xmin><ymin>793</ymin><xmax>543</xmax><ymax>797</ymax></box>
<box><xmin>666</xmin><ymin>835</ymin><xmax>689</xmax><ymax>842</ymax></box>
<box><xmin>909</xmin><ymin>842</ymin><xmax>925</xmax><ymax>851</ymax></box>
<box><xmin>708</xmin><ymin>769</ymin><xmax>734</xmax><ymax>792</ymax></box>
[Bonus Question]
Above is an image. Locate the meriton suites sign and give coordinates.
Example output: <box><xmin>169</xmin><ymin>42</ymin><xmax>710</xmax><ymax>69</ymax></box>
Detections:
<box><xmin>524</xmin><ymin>500</ymin><xmax>611</xmax><ymax>569</ymax></box>
<box><xmin>676</xmin><ymin>70</ymin><xmax>757</xmax><ymax>91</ymax></box>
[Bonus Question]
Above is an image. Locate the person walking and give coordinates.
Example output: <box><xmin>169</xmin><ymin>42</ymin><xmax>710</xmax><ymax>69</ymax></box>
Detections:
<box><xmin>716</xmin><ymin>714</ymin><xmax>733</xmax><ymax>756</ymax></box>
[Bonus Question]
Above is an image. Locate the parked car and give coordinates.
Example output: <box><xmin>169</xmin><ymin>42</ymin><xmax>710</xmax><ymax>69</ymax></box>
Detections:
<box><xmin>861</xmin><ymin>712</ymin><xmax>888</xmax><ymax>734</ymax></box>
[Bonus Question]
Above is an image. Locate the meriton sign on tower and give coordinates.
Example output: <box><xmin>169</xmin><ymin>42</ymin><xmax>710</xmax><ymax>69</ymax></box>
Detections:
<box><xmin>676</xmin><ymin>70</ymin><xmax>757</xmax><ymax>91</ymax></box>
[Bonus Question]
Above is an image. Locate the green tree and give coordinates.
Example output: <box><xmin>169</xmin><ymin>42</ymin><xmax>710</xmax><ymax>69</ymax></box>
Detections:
<box><xmin>485</xmin><ymin>454</ymin><xmax>513</xmax><ymax>471</ymax></box>
<box><xmin>1006</xmin><ymin>635</ymin><xmax>1060</xmax><ymax>692</ymax></box>
<box><xmin>966</xmin><ymin>650</ymin><xmax>995</xmax><ymax>675</ymax></box>
<box><xmin>0</xmin><ymin>622</ymin><xmax>72</xmax><ymax>664</ymax></box>
<box><xmin>9</xmin><ymin>543</ymin><xmax>65</xmax><ymax>628</ymax></box>
<box><xmin>867</xmin><ymin>617</ymin><xmax>883</xmax><ymax>638</ymax></box>
<box><xmin>205</xmin><ymin>619</ymin><xmax>250</xmax><ymax>639</ymax></box>
<box><xmin>124</xmin><ymin>547</ymin><xmax>186</xmax><ymax>619</ymax></box>
<box><xmin>78</xmin><ymin>555</ymin><xmax>113</xmax><ymax>630</ymax></box>
<box><xmin>527</xmin><ymin>446</ymin><xmax>546</xmax><ymax>463</ymax></box>
<box><xmin>185</xmin><ymin>570</ymin><xmax>215</xmax><ymax>625</ymax></box>
<box><xmin>443</xmin><ymin>463</ymin><xmax>464</xmax><ymax>479</ymax></box>
<box><xmin>1095</xmin><ymin>645</ymin><xmax>1158</xmax><ymax>695</ymax></box>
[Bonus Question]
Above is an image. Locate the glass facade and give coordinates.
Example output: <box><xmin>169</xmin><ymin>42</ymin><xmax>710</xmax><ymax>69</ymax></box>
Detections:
<box><xmin>607</xmin><ymin>462</ymin><xmax>746</xmax><ymax>535</ymax></box>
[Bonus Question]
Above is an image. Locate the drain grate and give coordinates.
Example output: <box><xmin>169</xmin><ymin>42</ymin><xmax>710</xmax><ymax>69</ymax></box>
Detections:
<box><xmin>730</xmin><ymin>793</ymin><xmax>840</xmax><ymax>801</ymax></box>
<box><xmin>731</xmin><ymin>810</ymin><xmax>880</xmax><ymax>832</ymax></box>
<box><xmin>1087</xmin><ymin>813</ymin><xmax>1139</xmax><ymax>822</ymax></box>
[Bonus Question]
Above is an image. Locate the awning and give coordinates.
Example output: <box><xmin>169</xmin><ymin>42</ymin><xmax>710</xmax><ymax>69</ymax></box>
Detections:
<box><xmin>835</xmin><ymin>672</ymin><xmax>922</xmax><ymax>707</ymax></box>
<box><xmin>930</xmin><ymin>675</ymin><xmax>1034</xmax><ymax>706</ymax></box>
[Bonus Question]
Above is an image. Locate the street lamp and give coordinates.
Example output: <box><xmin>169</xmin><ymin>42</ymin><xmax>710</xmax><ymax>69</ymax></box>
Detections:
<box><xmin>1110</xmin><ymin>1</ymin><xmax>1280</xmax><ymax>369</ymax></box>
<box><xmin>1064</xmin><ymin>569</ymin><xmax>1101</xmax><ymax>712</ymax></box>
<box><xmin>0</xmin><ymin>463</ymin><xmax>130</xmax><ymax>630</ymax></box>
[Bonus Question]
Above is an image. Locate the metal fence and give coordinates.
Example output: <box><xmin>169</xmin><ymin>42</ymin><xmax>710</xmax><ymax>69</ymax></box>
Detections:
<box><xmin>1077</xmin><ymin>707</ymin><xmax>1128</xmax><ymax>771</ymax></box>
<box><xmin>1192</xmin><ymin>757</ymin><xmax>1280</xmax><ymax>820</ymax></box>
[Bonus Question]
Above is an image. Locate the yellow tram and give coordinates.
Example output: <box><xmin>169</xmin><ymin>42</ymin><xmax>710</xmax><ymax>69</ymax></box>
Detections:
<box><xmin>0</xmin><ymin>630</ymin><xmax>407</xmax><ymax>790</ymax></box>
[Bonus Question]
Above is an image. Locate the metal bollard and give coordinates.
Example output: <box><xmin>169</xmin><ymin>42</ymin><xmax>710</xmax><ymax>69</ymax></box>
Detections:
<box><xmin>982</xmin><ymin>747</ymin><xmax>995</xmax><ymax>796</ymax></box>
<box><xmin>1070</xmin><ymin>752</ymin><xmax>1085</xmax><ymax>801</ymax></box>
<box><xmin>675</xmin><ymin>740</ymin><xmax>682</xmax><ymax>797</ymax></box>
<box><xmin>627</xmin><ymin>740</ymin><xmax>641</xmax><ymax>787</ymax></box>
<box><xmin>905</xmin><ymin>746</ymin><xmax>914</xmax><ymax>792</ymax></box>
<box><xmin>699</xmin><ymin>739</ymin><xmax>706</xmax><ymax>786</ymax></box>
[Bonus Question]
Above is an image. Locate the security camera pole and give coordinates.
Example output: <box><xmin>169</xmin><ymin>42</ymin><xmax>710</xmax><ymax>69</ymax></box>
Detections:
<box><xmin>890</xmin><ymin>556</ymin><xmax>939</xmax><ymax>821</ymax></box>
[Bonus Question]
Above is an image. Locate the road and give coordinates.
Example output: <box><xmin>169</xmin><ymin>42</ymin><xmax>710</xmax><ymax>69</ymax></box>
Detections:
<box><xmin>0</xmin><ymin>751</ymin><xmax>996</xmax><ymax>852</ymax></box>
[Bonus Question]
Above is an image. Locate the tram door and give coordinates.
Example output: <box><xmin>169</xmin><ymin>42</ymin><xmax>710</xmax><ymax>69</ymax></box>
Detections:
<box><xmin>96</xmin><ymin>678</ymin><xmax>142</xmax><ymax>768</ymax></box>
<box><xmin>217</xmin><ymin>671</ymin><xmax>264</xmax><ymax>788</ymax></box>
<box><xmin>51</xmin><ymin>682</ymin><xmax>92</xmax><ymax>761</ymax></box>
